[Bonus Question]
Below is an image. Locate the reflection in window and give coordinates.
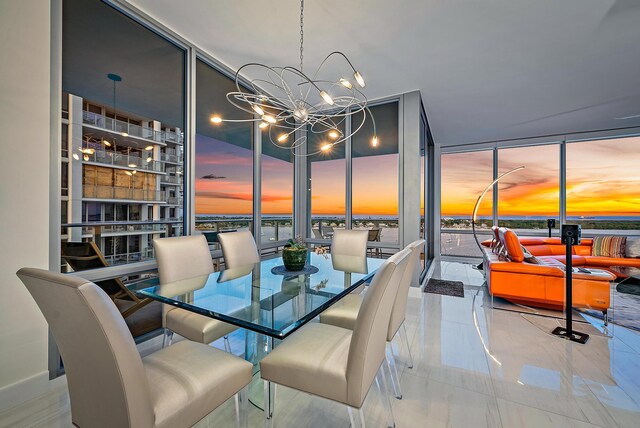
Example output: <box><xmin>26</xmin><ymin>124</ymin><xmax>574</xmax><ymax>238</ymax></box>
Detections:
<box><xmin>352</xmin><ymin>102</ymin><xmax>399</xmax><ymax>243</ymax></box>
<box><xmin>567</xmin><ymin>137</ymin><xmax>640</xmax><ymax>231</ymax></box>
<box><xmin>195</xmin><ymin>59</ymin><xmax>253</xmax><ymax>240</ymax></box>
<box><xmin>498</xmin><ymin>145</ymin><xmax>559</xmax><ymax>231</ymax></box>
<box><xmin>440</xmin><ymin>151</ymin><xmax>493</xmax><ymax>257</ymax></box>
<box><xmin>61</xmin><ymin>0</ymin><xmax>186</xmax><ymax>269</ymax></box>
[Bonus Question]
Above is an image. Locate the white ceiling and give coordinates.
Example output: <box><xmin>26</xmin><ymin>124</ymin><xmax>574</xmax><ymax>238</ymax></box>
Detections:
<box><xmin>126</xmin><ymin>0</ymin><xmax>640</xmax><ymax>146</ymax></box>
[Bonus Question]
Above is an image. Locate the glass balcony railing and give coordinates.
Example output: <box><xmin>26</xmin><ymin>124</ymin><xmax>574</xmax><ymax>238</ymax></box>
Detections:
<box><xmin>83</xmin><ymin>185</ymin><xmax>166</xmax><ymax>202</ymax></box>
<box><xmin>160</xmin><ymin>152</ymin><xmax>182</xmax><ymax>163</ymax></box>
<box><xmin>160</xmin><ymin>175</ymin><xmax>183</xmax><ymax>185</ymax></box>
<box><xmin>81</xmin><ymin>146</ymin><xmax>165</xmax><ymax>173</ymax></box>
<box><xmin>166</xmin><ymin>196</ymin><xmax>183</xmax><ymax>205</ymax></box>
<box><xmin>82</xmin><ymin>111</ymin><xmax>183</xmax><ymax>145</ymax></box>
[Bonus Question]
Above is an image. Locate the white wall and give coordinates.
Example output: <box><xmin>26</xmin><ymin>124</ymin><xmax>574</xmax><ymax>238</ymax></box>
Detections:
<box><xmin>0</xmin><ymin>0</ymin><xmax>53</xmax><ymax>410</ymax></box>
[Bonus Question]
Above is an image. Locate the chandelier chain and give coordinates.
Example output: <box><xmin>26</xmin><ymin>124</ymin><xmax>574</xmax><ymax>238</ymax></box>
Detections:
<box><xmin>299</xmin><ymin>0</ymin><xmax>304</xmax><ymax>72</ymax></box>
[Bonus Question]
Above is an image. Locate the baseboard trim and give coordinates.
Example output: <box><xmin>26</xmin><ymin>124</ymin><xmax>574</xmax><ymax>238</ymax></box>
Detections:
<box><xmin>0</xmin><ymin>371</ymin><xmax>67</xmax><ymax>413</ymax></box>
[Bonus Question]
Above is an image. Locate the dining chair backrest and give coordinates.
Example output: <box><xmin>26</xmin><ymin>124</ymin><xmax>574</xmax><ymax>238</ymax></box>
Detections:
<box><xmin>218</xmin><ymin>230</ymin><xmax>260</xmax><ymax>268</ymax></box>
<box><xmin>16</xmin><ymin>268</ymin><xmax>154</xmax><ymax>428</ymax></box>
<box><xmin>345</xmin><ymin>248</ymin><xmax>411</xmax><ymax>407</ymax></box>
<box><xmin>153</xmin><ymin>235</ymin><xmax>214</xmax><ymax>284</ymax></box>
<box><xmin>387</xmin><ymin>240</ymin><xmax>425</xmax><ymax>341</ymax></box>
<box><xmin>331</xmin><ymin>229</ymin><xmax>368</xmax><ymax>258</ymax></box>
<box><xmin>367</xmin><ymin>228</ymin><xmax>381</xmax><ymax>242</ymax></box>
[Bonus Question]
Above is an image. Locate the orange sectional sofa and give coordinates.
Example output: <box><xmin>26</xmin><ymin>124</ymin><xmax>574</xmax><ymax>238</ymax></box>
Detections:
<box><xmin>480</xmin><ymin>228</ymin><xmax>636</xmax><ymax>315</ymax></box>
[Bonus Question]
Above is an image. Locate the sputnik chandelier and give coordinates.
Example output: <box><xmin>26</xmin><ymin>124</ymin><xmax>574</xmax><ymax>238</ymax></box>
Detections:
<box><xmin>211</xmin><ymin>0</ymin><xmax>378</xmax><ymax>156</ymax></box>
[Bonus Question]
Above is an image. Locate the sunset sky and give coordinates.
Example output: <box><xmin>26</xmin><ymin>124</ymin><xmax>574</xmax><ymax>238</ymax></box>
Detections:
<box><xmin>441</xmin><ymin>137</ymin><xmax>640</xmax><ymax>217</ymax></box>
<box><xmin>197</xmin><ymin>134</ymin><xmax>640</xmax><ymax>218</ymax></box>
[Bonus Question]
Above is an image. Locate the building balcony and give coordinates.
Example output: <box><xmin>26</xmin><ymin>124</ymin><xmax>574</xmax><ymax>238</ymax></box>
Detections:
<box><xmin>83</xmin><ymin>185</ymin><xmax>166</xmax><ymax>202</ymax></box>
<box><xmin>166</xmin><ymin>196</ymin><xmax>182</xmax><ymax>205</ymax></box>
<box><xmin>82</xmin><ymin>110</ymin><xmax>183</xmax><ymax>145</ymax></box>
<box><xmin>160</xmin><ymin>151</ymin><xmax>182</xmax><ymax>164</ymax></box>
<box><xmin>82</xmin><ymin>147</ymin><xmax>165</xmax><ymax>173</ymax></box>
<box><xmin>160</xmin><ymin>175</ymin><xmax>183</xmax><ymax>186</ymax></box>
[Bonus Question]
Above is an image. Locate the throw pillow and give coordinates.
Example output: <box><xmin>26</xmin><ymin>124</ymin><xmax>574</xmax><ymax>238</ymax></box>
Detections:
<box><xmin>591</xmin><ymin>236</ymin><xmax>627</xmax><ymax>258</ymax></box>
<box><xmin>521</xmin><ymin>244</ymin><xmax>542</xmax><ymax>264</ymax></box>
<box><xmin>626</xmin><ymin>236</ymin><xmax>640</xmax><ymax>258</ymax></box>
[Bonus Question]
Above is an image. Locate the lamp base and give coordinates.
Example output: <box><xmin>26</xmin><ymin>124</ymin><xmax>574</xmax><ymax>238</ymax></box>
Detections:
<box><xmin>551</xmin><ymin>326</ymin><xmax>589</xmax><ymax>344</ymax></box>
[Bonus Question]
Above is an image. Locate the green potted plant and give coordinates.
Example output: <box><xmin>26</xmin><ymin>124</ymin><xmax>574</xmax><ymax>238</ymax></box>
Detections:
<box><xmin>283</xmin><ymin>236</ymin><xmax>308</xmax><ymax>271</ymax></box>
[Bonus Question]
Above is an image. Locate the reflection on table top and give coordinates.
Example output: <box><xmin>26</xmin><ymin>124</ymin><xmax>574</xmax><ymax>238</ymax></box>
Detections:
<box><xmin>128</xmin><ymin>253</ymin><xmax>384</xmax><ymax>339</ymax></box>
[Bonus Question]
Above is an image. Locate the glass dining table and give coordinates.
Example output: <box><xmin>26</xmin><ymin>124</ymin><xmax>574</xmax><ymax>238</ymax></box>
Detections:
<box><xmin>128</xmin><ymin>252</ymin><xmax>384</xmax><ymax>409</ymax></box>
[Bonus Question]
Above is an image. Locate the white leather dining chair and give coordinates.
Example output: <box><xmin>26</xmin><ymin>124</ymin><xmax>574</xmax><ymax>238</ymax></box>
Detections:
<box><xmin>218</xmin><ymin>230</ymin><xmax>260</xmax><ymax>268</ymax></box>
<box><xmin>331</xmin><ymin>229</ymin><xmax>370</xmax><ymax>293</ymax></box>
<box><xmin>153</xmin><ymin>235</ymin><xmax>237</xmax><ymax>352</ymax></box>
<box><xmin>331</xmin><ymin>229</ymin><xmax>369</xmax><ymax>257</ymax></box>
<box><xmin>259</xmin><ymin>248</ymin><xmax>412</xmax><ymax>428</ymax></box>
<box><xmin>319</xmin><ymin>239</ymin><xmax>425</xmax><ymax>399</ymax></box>
<box><xmin>16</xmin><ymin>267</ymin><xmax>252</xmax><ymax>428</ymax></box>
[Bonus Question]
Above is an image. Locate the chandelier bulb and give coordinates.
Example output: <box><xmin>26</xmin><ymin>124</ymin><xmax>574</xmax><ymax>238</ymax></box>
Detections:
<box><xmin>146</xmin><ymin>157</ymin><xmax>152</xmax><ymax>163</ymax></box>
<box><xmin>83</xmin><ymin>154</ymin><xmax>89</xmax><ymax>161</ymax></box>
<box><xmin>128</xmin><ymin>163</ymin><xmax>137</xmax><ymax>168</ymax></box>
<box><xmin>371</xmin><ymin>135</ymin><xmax>379</xmax><ymax>147</ymax></box>
<box><xmin>145</xmin><ymin>145</ymin><xmax>154</xmax><ymax>151</ymax></box>
<box><xmin>319</xmin><ymin>90</ymin><xmax>334</xmax><ymax>106</ymax></box>
<box><xmin>132</xmin><ymin>170</ymin><xmax>137</xmax><ymax>174</ymax></box>
<box><xmin>262</xmin><ymin>114</ymin><xmax>277</xmax><ymax>124</ymax></box>
<box><xmin>252</xmin><ymin>105</ymin><xmax>265</xmax><ymax>116</ymax></box>
<box><xmin>354</xmin><ymin>71</ymin><xmax>365</xmax><ymax>88</ymax></box>
<box><xmin>121</xmin><ymin>132</ymin><xmax>129</xmax><ymax>137</ymax></box>
<box><xmin>125</xmin><ymin>171</ymin><xmax>133</xmax><ymax>176</ymax></box>
<box><xmin>259</xmin><ymin>121</ymin><xmax>269</xmax><ymax>129</ymax></box>
<box><xmin>320</xmin><ymin>143</ymin><xmax>333</xmax><ymax>152</ymax></box>
<box><xmin>339</xmin><ymin>78</ymin><xmax>353</xmax><ymax>89</ymax></box>
<box><xmin>210</xmin><ymin>116</ymin><xmax>222</xmax><ymax>124</ymax></box>
<box><xmin>293</xmin><ymin>107</ymin><xmax>308</xmax><ymax>122</ymax></box>
<box><xmin>103</xmin><ymin>139</ymin><xmax>112</xmax><ymax>147</ymax></box>
<box><xmin>277</xmin><ymin>133</ymin><xmax>289</xmax><ymax>143</ymax></box>
<box><xmin>328</xmin><ymin>130</ymin><xmax>339</xmax><ymax>139</ymax></box>
<box><xmin>72</xmin><ymin>153</ymin><xmax>80</xmax><ymax>161</ymax></box>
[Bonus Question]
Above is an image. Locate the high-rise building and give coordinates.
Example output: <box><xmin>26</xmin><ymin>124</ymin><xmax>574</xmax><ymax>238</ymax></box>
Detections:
<box><xmin>60</xmin><ymin>92</ymin><xmax>183</xmax><ymax>267</ymax></box>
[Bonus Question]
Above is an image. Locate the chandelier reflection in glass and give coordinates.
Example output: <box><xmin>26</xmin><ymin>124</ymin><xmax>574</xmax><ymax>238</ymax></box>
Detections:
<box><xmin>211</xmin><ymin>0</ymin><xmax>378</xmax><ymax>157</ymax></box>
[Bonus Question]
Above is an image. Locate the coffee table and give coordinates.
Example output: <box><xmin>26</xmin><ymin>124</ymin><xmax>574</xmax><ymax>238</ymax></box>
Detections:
<box><xmin>610</xmin><ymin>266</ymin><xmax>640</xmax><ymax>296</ymax></box>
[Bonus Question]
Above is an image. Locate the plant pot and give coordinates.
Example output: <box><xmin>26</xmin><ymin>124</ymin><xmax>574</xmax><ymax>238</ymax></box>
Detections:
<box><xmin>283</xmin><ymin>247</ymin><xmax>308</xmax><ymax>271</ymax></box>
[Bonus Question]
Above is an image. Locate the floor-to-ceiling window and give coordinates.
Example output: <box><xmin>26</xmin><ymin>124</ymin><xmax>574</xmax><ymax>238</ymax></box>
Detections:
<box><xmin>61</xmin><ymin>0</ymin><xmax>186</xmax><ymax>269</ymax></box>
<box><xmin>498</xmin><ymin>144</ymin><xmax>560</xmax><ymax>234</ymax></box>
<box><xmin>567</xmin><ymin>136</ymin><xmax>640</xmax><ymax>232</ymax></box>
<box><xmin>440</xmin><ymin>150</ymin><xmax>494</xmax><ymax>257</ymax></box>
<box><xmin>261</xmin><ymin>126</ymin><xmax>294</xmax><ymax>244</ymax></box>
<box><xmin>194</xmin><ymin>59</ymin><xmax>253</xmax><ymax>243</ymax></box>
<box><xmin>352</xmin><ymin>102</ymin><xmax>400</xmax><ymax>245</ymax></box>
<box><xmin>308</xmin><ymin>123</ymin><xmax>346</xmax><ymax>239</ymax></box>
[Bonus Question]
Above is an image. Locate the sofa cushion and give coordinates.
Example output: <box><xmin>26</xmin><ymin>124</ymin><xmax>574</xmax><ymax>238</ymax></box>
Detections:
<box><xmin>584</xmin><ymin>256</ymin><xmax>640</xmax><ymax>268</ymax></box>
<box><xmin>592</xmin><ymin>236</ymin><xmax>626</xmax><ymax>258</ymax></box>
<box><xmin>626</xmin><ymin>237</ymin><xmax>640</xmax><ymax>258</ymax></box>
<box><xmin>499</xmin><ymin>228</ymin><xmax>524</xmax><ymax>262</ymax></box>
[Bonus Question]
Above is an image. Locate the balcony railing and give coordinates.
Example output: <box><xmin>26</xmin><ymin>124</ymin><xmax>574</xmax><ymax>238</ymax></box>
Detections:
<box><xmin>160</xmin><ymin>152</ymin><xmax>182</xmax><ymax>163</ymax></box>
<box><xmin>166</xmin><ymin>196</ymin><xmax>183</xmax><ymax>205</ymax></box>
<box><xmin>103</xmin><ymin>248</ymin><xmax>155</xmax><ymax>266</ymax></box>
<box><xmin>83</xmin><ymin>185</ymin><xmax>166</xmax><ymax>202</ymax></box>
<box><xmin>82</xmin><ymin>146</ymin><xmax>165</xmax><ymax>173</ymax></box>
<box><xmin>160</xmin><ymin>175</ymin><xmax>183</xmax><ymax>185</ymax></box>
<box><xmin>82</xmin><ymin>111</ymin><xmax>183</xmax><ymax>144</ymax></box>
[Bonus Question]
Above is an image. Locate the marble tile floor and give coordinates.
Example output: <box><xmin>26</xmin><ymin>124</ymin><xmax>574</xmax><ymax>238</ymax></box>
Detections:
<box><xmin>2</xmin><ymin>261</ymin><xmax>640</xmax><ymax>427</ymax></box>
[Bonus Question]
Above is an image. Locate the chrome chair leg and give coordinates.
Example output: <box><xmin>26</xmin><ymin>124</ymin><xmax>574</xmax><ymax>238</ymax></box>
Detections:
<box><xmin>162</xmin><ymin>329</ymin><xmax>174</xmax><ymax>348</ymax></box>
<box><xmin>376</xmin><ymin>364</ymin><xmax>396</xmax><ymax>428</ymax></box>
<box><xmin>224</xmin><ymin>335</ymin><xmax>232</xmax><ymax>353</ymax></box>
<box><xmin>398</xmin><ymin>323</ymin><xmax>413</xmax><ymax>369</ymax></box>
<box><xmin>385</xmin><ymin>345</ymin><xmax>402</xmax><ymax>399</ymax></box>
<box><xmin>264</xmin><ymin>381</ymin><xmax>275</xmax><ymax>428</ymax></box>
<box><xmin>347</xmin><ymin>406</ymin><xmax>366</xmax><ymax>428</ymax></box>
<box><xmin>234</xmin><ymin>386</ymin><xmax>248</xmax><ymax>428</ymax></box>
